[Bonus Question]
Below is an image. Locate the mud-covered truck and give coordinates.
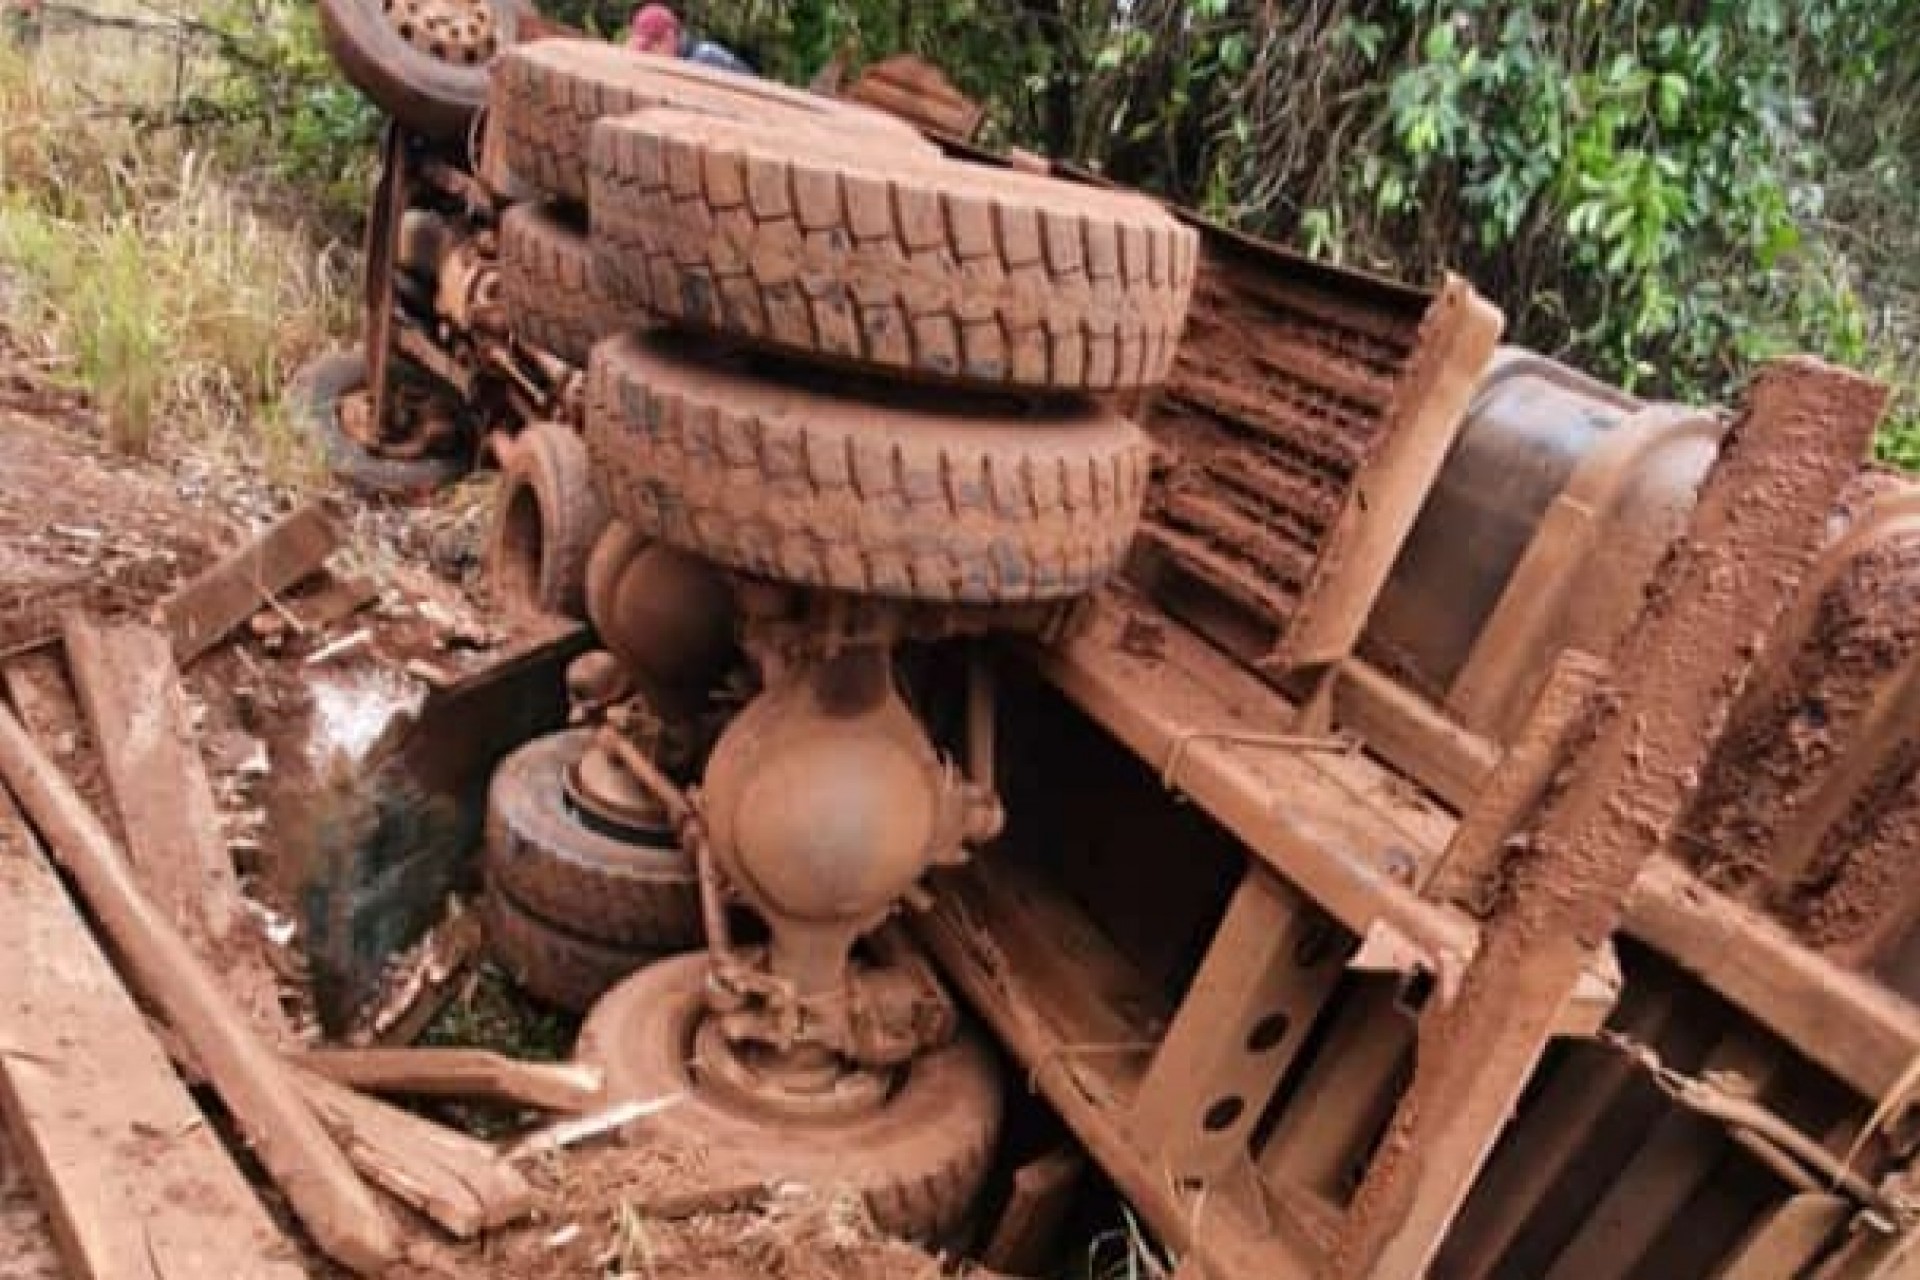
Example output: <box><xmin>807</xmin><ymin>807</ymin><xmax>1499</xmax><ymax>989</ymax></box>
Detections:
<box><xmin>305</xmin><ymin>4</ymin><xmax>1920</xmax><ymax>1276</ymax></box>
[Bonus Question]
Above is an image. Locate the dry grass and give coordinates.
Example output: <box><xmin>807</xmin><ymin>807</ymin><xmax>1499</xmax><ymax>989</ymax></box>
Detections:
<box><xmin>0</xmin><ymin>29</ymin><xmax>354</xmax><ymax>470</ymax></box>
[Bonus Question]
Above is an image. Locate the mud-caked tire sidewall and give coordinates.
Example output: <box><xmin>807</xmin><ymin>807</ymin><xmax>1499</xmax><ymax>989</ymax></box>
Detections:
<box><xmin>577</xmin><ymin>953</ymin><xmax>1002</xmax><ymax>1243</ymax></box>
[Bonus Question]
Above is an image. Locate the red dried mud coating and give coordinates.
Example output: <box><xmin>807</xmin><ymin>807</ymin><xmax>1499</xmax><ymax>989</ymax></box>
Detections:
<box><xmin>1334</xmin><ymin>358</ymin><xmax>1886</xmax><ymax>1279</ymax></box>
<box><xmin>1141</xmin><ymin>251</ymin><xmax>1426</xmax><ymax>629</ymax></box>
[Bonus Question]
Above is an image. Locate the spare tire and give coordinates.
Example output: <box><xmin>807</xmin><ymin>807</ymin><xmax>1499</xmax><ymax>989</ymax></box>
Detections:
<box><xmin>492</xmin><ymin>38</ymin><xmax>932</xmax><ymax>204</ymax></box>
<box><xmin>486</xmin><ymin>421</ymin><xmax>607</xmax><ymax>619</ymax></box>
<box><xmin>589</xmin><ymin>109</ymin><xmax>1200</xmax><ymax>393</ymax></box>
<box><xmin>499</xmin><ymin>203</ymin><xmax>649</xmax><ymax>367</ymax></box>
<box><xmin>482</xmin><ymin>880</ymin><xmax>661</xmax><ymax>1014</ymax></box>
<box><xmin>585</xmin><ymin>333</ymin><xmax>1152</xmax><ymax>604</ymax></box>
<box><xmin>317</xmin><ymin>0</ymin><xmax>517</xmax><ymax>140</ymax></box>
<box><xmin>482</xmin><ymin>729</ymin><xmax>701</xmax><ymax>950</ymax></box>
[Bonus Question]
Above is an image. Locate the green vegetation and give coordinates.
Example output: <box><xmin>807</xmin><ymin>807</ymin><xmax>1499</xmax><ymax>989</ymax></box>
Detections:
<box><xmin>0</xmin><ymin>5</ymin><xmax>361</xmax><ymax>462</ymax></box>
<box><xmin>3</xmin><ymin>2</ymin><xmax>1914</xmax><ymax>464</ymax></box>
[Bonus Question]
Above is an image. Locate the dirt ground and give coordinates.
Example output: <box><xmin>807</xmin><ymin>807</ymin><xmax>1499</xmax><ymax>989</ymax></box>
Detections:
<box><xmin>0</xmin><ymin>334</ymin><xmax>972</xmax><ymax>1277</ymax></box>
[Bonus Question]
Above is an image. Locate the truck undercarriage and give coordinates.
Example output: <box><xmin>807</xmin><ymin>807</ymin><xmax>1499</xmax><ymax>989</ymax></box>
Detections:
<box><xmin>10</xmin><ymin>7</ymin><xmax>1915</xmax><ymax>1278</ymax></box>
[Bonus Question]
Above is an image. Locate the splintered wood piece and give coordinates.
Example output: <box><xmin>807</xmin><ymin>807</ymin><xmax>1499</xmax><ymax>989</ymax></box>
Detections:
<box><xmin>1334</xmin><ymin>358</ymin><xmax>1889</xmax><ymax>1280</ymax></box>
<box><xmin>293</xmin><ymin>1068</ymin><xmax>535</xmax><ymax>1238</ymax></box>
<box><xmin>0</xmin><ymin>784</ymin><xmax>303</xmax><ymax>1279</ymax></box>
<box><xmin>295</xmin><ymin>1047</ymin><xmax>604</xmax><ymax>1115</ymax></box>
<box><xmin>164</xmin><ymin>502</ymin><xmax>341</xmax><ymax>665</ymax></box>
<box><xmin>0</xmin><ymin>702</ymin><xmax>401</xmax><ymax>1274</ymax></box>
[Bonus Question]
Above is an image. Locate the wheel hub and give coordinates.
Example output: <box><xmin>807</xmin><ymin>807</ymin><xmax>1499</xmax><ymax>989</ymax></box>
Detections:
<box><xmin>691</xmin><ymin>1015</ymin><xmax>892</xmax><ymax>1123</ymax></box>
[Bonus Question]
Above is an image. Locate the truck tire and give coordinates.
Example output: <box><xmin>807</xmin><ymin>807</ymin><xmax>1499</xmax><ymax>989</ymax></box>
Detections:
<box><xmin>483</xmin><ymin>729</ymin><xmax>703</xmax><ymax>950</ymax></box>
<box><xmin>482</xmin><ymin>880</ymin><xmax>662</xmax><ymax>1014</ymax></box>
<box><xmin>585</xmin><ymin>333</ymin><xmax>1152</xmax><ymax>604</ymax></box>
<box><xmin>288</xmin><ymin>349</ymin><xmax>471</xmax><ymax>497</ymax></box>
<box><xmin>500</xmin><ymin>204</ymin><xmax>649</xmax><ymax>367</ymax></box>
<box><xmin>317</xmin><ymin>0</ymin><xmax>515</xmax><ymax>140</ymax></box>
<box><xmin>589</xmin><ymin>109</ymin><xmax>1199</xmax><ymax>393</ymax></box>
<box><xmin>487</xmin><ymin>421</ymin><xmax>607</xmax><ymax>619</ymax></box>
<box><xmin>577</xmin><ymin>953</ymin><xmax>1001</xmax><ymax>1243</ymax></box>
<box><xmin>492</xmin><ymin>38</ymin><xmax>931</xmax><ymax>204</ymax></box>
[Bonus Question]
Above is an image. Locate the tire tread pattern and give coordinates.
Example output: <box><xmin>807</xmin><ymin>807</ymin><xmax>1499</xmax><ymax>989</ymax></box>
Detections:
<box><xmin>585</xmin><ymin>335</ymin><xmax>1152</xmax><ymax>603</ymax></box>
<box><xmin>588</xmin><ymin>110</ymin><xmax>1200</xmax><ymax>392</ymax></box>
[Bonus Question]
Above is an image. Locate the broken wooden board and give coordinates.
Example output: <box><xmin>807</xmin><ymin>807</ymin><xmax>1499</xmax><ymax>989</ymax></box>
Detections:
<box><xmin>163</xmin><ymin>502</ymin><xmax>341</xmax><ymax>666</ymax></box>
<box><xmin>301</xmin><ymin>621</ymin><xmax>591</xmax><ymax>1032</ymax></box>
<box><xmin>62</xmin><ymin>616</ymin><xmax>232</xmax><ymax>936</ymax></box>
<box><xmin>0</xmin><ymin>701</ymin><xmax>401</xmax><ymax>1273</ymax></box>
<box><xmin>64</xmin><ymin>613</ymin><xmax>292</xmax><ymax>1041</ymax></box>
<box><xmin>295</xmin><ymin>1047</ymin><xmax>604</xmax><ymax>1114</ymax></box>
<box><xmin>0</xmin><ymin>783</ymin><xmax>304</xmax><ymax>1279</ymax></box>
<box><xmin>293</xmin><ymin>1067</ymin><xmax>535</xmax><ymax>1238</ymax></box>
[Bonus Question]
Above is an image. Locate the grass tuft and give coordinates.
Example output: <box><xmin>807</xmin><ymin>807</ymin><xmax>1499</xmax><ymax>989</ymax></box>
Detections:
<box><xmin>0</xmin><ymin>29</ymin><xmax>354</xmax><ymax>469</ymax></box>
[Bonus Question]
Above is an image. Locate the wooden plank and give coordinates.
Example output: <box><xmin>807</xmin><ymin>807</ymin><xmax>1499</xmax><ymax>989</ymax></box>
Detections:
<box><xmin>163</xmin><ymin>502</ymin><xmax>341</xmax><ymax>666</ymax></box>
<box><xmin>1333</xmin><ymin>358</ymin><xmax>1887</xmax><ymax>1280</ymax></box>
<box><xmin>979</xmin><ymin>1147</ymin><xmax>1086</xmax><ymax>1275</ymax></box>
<box><xmin>1258</xmin><ymin>978</ymin><xmax>1412</xmax><ymax>1203</ymax></box>
<box><xmin>0</xmin><ymin>702</ymin><xmax>401</xmax><ymax>1274</ymax></box>
<box><xmin>292</xmin><ymin>1067</ymin><xmax>535</xmax><ymax>1238</ymax></box>
<box><xmin>0</xmin><ymin>783</ymin><xmax>302</xmax><ymax>1279</ymax></box>
<box><xmin>1626</xmin><ymin>856</ymin><xmax>1920</xmax><ymax>1104</ymax></box>
<box><xmin>1036</xmin><ymin>593</ymin><xmax>1479</xmax><ymax>982</ymax></box>
<box><xmin>294</xmin><ymin>1047</ymin><xmax>604</xmax><ymax>1115</ymax></box>
<box><xmin>64</xmin><ymin>615</ymin><xmax>290</xmax><ymax>1040</ymax></box>
<box><xmin>1713</xmin><ymin>1193</ymin><xmax>1850</xmax><ymax>1280</ymax></box>
<box><xmin>63</xmin><ymin>615</ymin><xmax>240</xmax><ymax>944</ymax></box>
<box><xmin>1131</xmin><ymin>867</ymin><xmax>1346</xmax><ymax>1178</ymax></box>
<box><xmin>1279</xmin><ymin>278</ymin><xmax>1503</xmax><ymax>671</ymax></box>
<box><xmin>1428</xmin><ymin>654</ymin><xmax>1607</xmax><ymax>912</ymax></box>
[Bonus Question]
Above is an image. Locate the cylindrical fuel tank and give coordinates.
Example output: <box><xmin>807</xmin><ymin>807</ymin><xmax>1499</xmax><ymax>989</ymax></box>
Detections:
<box><xmin>1362</xmin><ymin>349</ymin><xmax>1722</xmax><ymax>742</ymax></box>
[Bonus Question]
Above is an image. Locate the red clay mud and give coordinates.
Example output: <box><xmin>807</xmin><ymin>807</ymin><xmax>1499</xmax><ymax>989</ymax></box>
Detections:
<box><xmin>1680</xmin><ymin>531</ymin><xmax>1920</xmax><ymax>894</ymax></box>
<box><xmin>1334</xmin><ymin>357</ymin><xmax>1888</xmax><ymax>1280</ymax></box>
<box><xmin>1140</xmin><ymin>249</ymin><xmax>1426</xmax><ymax>626</ymax></box>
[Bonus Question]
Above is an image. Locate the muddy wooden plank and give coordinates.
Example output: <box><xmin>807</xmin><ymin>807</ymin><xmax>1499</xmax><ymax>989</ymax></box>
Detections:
<box><xmin>1429</xmin><ymin>654</ymin><xmax>1607</xmax><ymax>912</ymax></box>
<box><xmin>64</xmin><ymin>614</ymin><xmax>241</xmax><ymax>943</ymax></box>
<box><xmin>300</xmin><ymin>621</ymin><xmax>590</xmax><ymax>1032</ymax></box>
<box><xmin>1333</xmin><ymin>358</ymin><xmax>1888</xmax><ymax>1280</ymax></box>
<box><xmin>294</xmin><ymin>1047</ymin><xmax>604</xmax><ymax>1114</ymax></box>
<box><xmin>293</xmin><ymin>1067</ymin><xmax>535</xmax><ymax>1238</ymax></box>
<box><xmin>0</xmin><ymin>783</ymin><xmax>303</xmax><ymax>1279</ymax></box>
<box><xmin>163</xmin><ymin>502</ymin><xmax>341</xmax><ymax>665</ymax></box>
<box><xmin>63</xmin><ymin>614</ymin><xmax>291</xmax><ymax>1040</ymax></box>
<box><xmin>0</xmin><ymin>702</ymin><xmax>400</xmax><ymax>1273</ymax></box>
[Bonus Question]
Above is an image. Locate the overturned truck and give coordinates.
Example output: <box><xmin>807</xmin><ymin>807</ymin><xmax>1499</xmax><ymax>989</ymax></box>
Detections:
<box><xmin>312</xmin><ymin>8</ymin><xmax>1920</xmax><ymax>1277</ymax></box>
